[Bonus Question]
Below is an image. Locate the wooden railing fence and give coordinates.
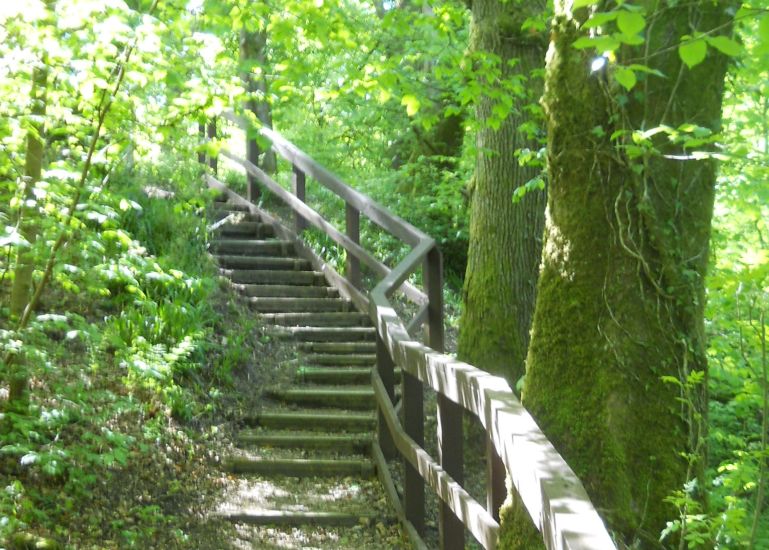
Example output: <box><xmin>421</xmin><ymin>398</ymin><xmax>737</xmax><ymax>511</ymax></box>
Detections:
<box><xmin>203</xmin><ymin>114</ymin><xmax>618</xmax><ymax>550</ymax></box>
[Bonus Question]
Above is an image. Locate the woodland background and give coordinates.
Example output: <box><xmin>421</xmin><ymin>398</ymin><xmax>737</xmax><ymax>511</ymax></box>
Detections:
<box><xmin>0</xmin><ymin>0</ymin><xmax>768</xmax><ymax>548</ymax></box>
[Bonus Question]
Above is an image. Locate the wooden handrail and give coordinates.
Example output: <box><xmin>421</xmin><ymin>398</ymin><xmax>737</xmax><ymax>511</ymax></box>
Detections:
<box><xmin>223</xmin><ymin>111</ymin><xmax>427</xmax><ymax>246</ymax></box>
<box><xmin>213</xmin><ymin>152</ymin><xmax>427</xmax><ymax>306</ymax></box>
<box><xmin>205</xmin><ymin>118</ymin><xmax>617</xmax><ymax>550</ymax></box>
<box><xmin>371</xmin><ymin>311</ymin><xmax>617</xmax><ymax>549</ymax></box>
<box><xmin>372</xmin><ymin>370</ymin><xmax>499</xmax><ymax>548</ymax></box>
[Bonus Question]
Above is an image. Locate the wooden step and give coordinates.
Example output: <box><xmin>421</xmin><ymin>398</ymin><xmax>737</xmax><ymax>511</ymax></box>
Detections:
<box><xmin>217</xmin><ymin>221</ymin><xmax>274</xmax><ymax>238</ymax></box>
<box><xmin>219</xmin><ymin>510</ymin><xmax>375</xmax><ymax>527</ymax></box>
<box><xmin>261</xmin><ymin>312</ymin><xmax>370</xmax><ymax>327</ymax></box>
<box><xmin>231</xmin><ymin>283</ymin><xmax>338</xmax><ymax>298</ymax></box>
<box><xmin>302</xmin><ymin>353</ymin><xmax>376</xmax><ymax>366</ymax></box>
<box><xmin>210</xmin><ymin>210</ymin><xmax>260</xmax><ymax>224</ymax></box>
<box><xmin>271</xmin><ymin>326</ymin><xmax>376</xmax><ymax>342</ymax></box>
<box><xmin>225</xmin><ymin>457</ymin><xmax>375</xmax><ymax>477</ymax></box>
<box><xmin>237</xmin><ymin>430</ymin><xmax>373</xmax><ymax>453</ymax></box>
<box><xmin>267</xmin><ymin>386</ymin><xmax>376</xmax><ymax>409</ymax></box>
<box><xmin>211</xmin><ymin>202</ymin><xmax>251</xmax><ymax>214</ymax></box>
<box><xmin>220</xmin><ymin>269</ymin><xmax>326</xmax><ymax>286</ymax></box>
<box><xmin>296</xmin><ymin>366</ymin><xmax>373</xmax><ymax>384</ymax></box>
<box><xmin>245</xmin><ymin>297</ymin><xmax>351</xmax><ymax>313</ymax></box>
<box><xmin>216</xmin><ymin>255</ymin><xmax>311</xmax><ymax>271</ymax></box>
<box><xmin>211</xmin><ymin>239</ymin><xmax>293</xmax><ymax>256</ymax></box>
<box><xmin>296</xmin><ymin>367</ymin><xmax>402</xmax><ymax>385</ymax></box>
<box><xmin>299</xmin><ymin>342</ymin><xmax>376</xmax><ymax>354</ymax></box>
<box><xmin>248</xmin><ymin>410</ymin><xmax>376</xmax><ymax>432</ymax></box>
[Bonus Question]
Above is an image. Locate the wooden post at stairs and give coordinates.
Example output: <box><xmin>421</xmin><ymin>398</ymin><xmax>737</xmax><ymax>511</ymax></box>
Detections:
<box><xmin>292</xmin><ymin>164</ymin><xmax>306</xmax><ymax>234</ymax></box>
<box><xmin>346</xmin><ymin>203</ymin><xmax>361</xmax><ymax>288</ymax></box>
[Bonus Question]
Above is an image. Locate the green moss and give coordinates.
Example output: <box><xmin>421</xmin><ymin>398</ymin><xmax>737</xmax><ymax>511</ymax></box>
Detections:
<box><xmin>458</xmin><ymin>262</ymin><xmax>527</xmax><ymax>382</ymax></box>
<box><xmin>459</xmin><ymin>0</ymin><xmax>547</xmax><ymax>384</ymax></box>
<box><xmin>497</xmin><ymin>489</ymin><xmax>544</xmax><ymax>550</ymax></box>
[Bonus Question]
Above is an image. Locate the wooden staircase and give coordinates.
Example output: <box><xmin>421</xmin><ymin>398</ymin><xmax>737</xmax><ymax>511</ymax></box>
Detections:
<box><xmin>209</xmin><ymin>200</ymin><xmax>400</xmax><ymax>545</ymax></box>
<box><xmin>198</xmin><ymin>122</ymin><xmax>619</xmax><ymax>550</ymax></box>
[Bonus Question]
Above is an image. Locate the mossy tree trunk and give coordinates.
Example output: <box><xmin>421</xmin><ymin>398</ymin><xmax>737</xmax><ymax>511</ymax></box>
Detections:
<box><xmin>457</xmin><ymin>0</ymin><xmax>547</xmax><ymax>385</ymax></box>
<box><xmin>7</xmin><ymin>64</ymin><xmax>47</xmax><ymax>412</ymax></box>
<box><xmin>458</xmin><ymin>4</ymin><xmax>547</xmax><ymax>546</ymax></box>
<box><xmin>523</xmin><ymin>1</ymin><xmax>735</xmax><ymax>545</ymax></box>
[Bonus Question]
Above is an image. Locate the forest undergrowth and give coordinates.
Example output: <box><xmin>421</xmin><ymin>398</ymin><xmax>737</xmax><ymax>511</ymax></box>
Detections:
<box><xmin>0</xmin><ymin>164</ymin><xmax>299</xmax><ymax>549</ymax></box>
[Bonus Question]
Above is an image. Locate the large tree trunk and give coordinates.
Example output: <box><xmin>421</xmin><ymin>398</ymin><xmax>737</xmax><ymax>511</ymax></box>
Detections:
<box><xmin>7</xmin><ymin>64</ymin><xmax>47</xmax><ymax>412</ymax></box>
<box><xmin>457</xmin><ymin>0</ymin><xmax>546</xmax><ymax>384</ymax></box>
<box><xmin>458</xmin><ymin>3</ymin><xmax>547</xmax><ymax>546</ymax></box>
<box><xmin>523</xmin><ymin>2</ymin><xmax>735</xmax><ymax>545</ymax></box>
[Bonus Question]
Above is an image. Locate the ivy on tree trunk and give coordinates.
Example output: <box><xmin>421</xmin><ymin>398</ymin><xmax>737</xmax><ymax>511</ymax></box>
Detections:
<box><xmin>523</xmin><ymin>1</ymin><xmax>736</xmax><ymax>545</ymax></box>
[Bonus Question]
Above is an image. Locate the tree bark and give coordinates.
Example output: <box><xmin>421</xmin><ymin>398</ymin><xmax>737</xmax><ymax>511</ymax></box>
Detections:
<box><xmin>457</xmin><ymin>3</ymin><xmax>547</xmax><ymax>546</ymax></box>
<box><xmin>241</xmin><ymin>27</ymin><xmax>277</xmax><ymax>182</ymax></box>
<box><xmin>457</xmin><ymin>0</ymin><xmax>547</xmax><ymax>384</ymax></box>
<box><xmin>7</xmin><ymin>64</ymin><xmax>47</xmax><ymax>411</ymax></box>
<box><xmin>524</xmin><ymin>2</ymin><xmax>735</xmax><ymax>545</ymax></box>
<box><xmin>10</xmin><ymin>65</ymin><xmax>47</xmax><ymax>318</ymax></box>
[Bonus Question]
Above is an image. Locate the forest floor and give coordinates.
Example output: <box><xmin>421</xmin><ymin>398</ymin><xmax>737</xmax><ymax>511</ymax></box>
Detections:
<box><xmin>1</xmin><ymin>282</ymin><xmax>282</xmax><ymax>548</ymax></box>
<box><xmin>1</xmin><ymin>187</ymin><xmax>476</xmax><ymax>549</ymax></box>
<box><xmin>1</xmin><ymin>267</ymin><xmax>411</xmax><ymax>549</ymax></box>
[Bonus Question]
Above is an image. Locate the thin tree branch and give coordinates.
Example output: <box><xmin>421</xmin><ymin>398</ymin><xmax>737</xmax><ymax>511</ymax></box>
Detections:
<box><xmin>6</xmin><ymin>0</ymin><xmax>160</xmax><ymax>348</ymax></box>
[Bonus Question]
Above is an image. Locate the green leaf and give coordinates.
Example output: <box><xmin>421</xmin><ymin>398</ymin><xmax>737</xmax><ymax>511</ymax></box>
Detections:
<box><xmin>582</xmin><ymin>11</ymin><xmax>618</xmax><ymax>29</ymax></box>
<box><xmin>616</xmin><ymin>11</ymin><xmax>645</xmax><ymax>36</ymax></box>
<box><xmin>706</xmin><ymin>35</ymin><xmax>742</xmax><ymax>57</ymax></box>
<box><xmin>614</xmin><ymin>66</ymin><xmax>637</xmax><ymax>91</ymax></box>
<box><xmin>573</xmin><ymin>0</ymin><xmax>600</xmax><ymax>7</ymax></box>
<box><xmin>618</xmin><ymin>33</ymin><xmax>644</xmax><ymax>46</ymax></box>
<box><xmin>628</xmin><ymin>64</ymin><xmax>666</xmax><ymax>78</ymax></box>
<box><xmin>679</xmin><ymin>37</ymin><xmax>707</xmax><ymax>68</ymax></box>
<box><xmin>610</xmin><ymin>129</ymin><xmax>628</xmax><ymax>141</ymax></box>
<box><xmin>401</xmin><ymin>94</ymin><xmax>420</xmax><ymax>117</ymax></box>
<box><xmin>573</xmin><ymin>35</ymin><xmax>620</xmax><ymax>52</ymax></box>
<box><xmin>758</xmin><ymin>15</ymin><xmax>769</xmax><ymax>54</ymax></box>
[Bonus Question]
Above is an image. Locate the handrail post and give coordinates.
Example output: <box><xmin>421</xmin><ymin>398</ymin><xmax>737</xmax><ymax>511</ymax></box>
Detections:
<box><xmin>292</xmin><ymin>164</ymin><xmax>306</xmax><ymax>234</ymax></box>
<box><xmin>376</xmin><ymin>334</ymin><xmax>396</xmax><ymax>459</ymax></box>
<box><xmin>424</xmin><ymin>245</ymin><xmax>444</xmax><ymax>352</ymax></box>
<box><xmin>207</xmin><ymin>118</ymin><xmax>218</xmax><ymax>175</ymax></box>
<box><xmin>487</xmin><ymin>435</ymin><xmax>506</xmax><ymax>522</ymax></box>
<box><xmin>403</xmin><ymin>247</ymin><xmax>431</xmax><ymax>535</ymax></box>
<box><xmin>346</xmin><ymin>203</ymin><xmax>361</xmax><ymax>288</ymax></box>
<box><xmin>425</xmin><ymin>246</ymin><xmax>464</xmax><ymax>549</ymax></box>
<box><xmin>403</xmin><ymin>370</ymin><xmax>424</xmax><ymax>534</ymax></box>
<box><xmin>246</xmin><ymin>124</ymin><xmax>260</xmax><ymax>202</ymax></box>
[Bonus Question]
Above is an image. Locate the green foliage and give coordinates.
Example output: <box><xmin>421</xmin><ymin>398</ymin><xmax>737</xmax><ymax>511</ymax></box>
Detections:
<box><xmin>694</xmin><ymin>7</ymin><xmax>769</xmax><ymax>547</ymax></box>
<box><xmin>1</xmin><ymin>0</ymin><xmax>768</xmax><ymax>546</ymax></box>
<box><xmin>0</xmin><ymin>2</ymin><xmax>221</xmax><ymax>532</ymax></box>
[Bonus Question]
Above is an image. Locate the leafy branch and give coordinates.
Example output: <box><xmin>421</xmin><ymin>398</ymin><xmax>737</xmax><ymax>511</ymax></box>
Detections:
<box><xmin>7</xmin><ymin>0</ymin><xmax>160</xmax><ymax>346</ymax></box>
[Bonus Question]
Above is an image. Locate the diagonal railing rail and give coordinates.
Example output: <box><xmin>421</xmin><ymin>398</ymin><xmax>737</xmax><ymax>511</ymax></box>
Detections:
<box><xmin>204</xmin><ymin>114</ymin><xmax>617</xmax><ymax>550</ymax></box>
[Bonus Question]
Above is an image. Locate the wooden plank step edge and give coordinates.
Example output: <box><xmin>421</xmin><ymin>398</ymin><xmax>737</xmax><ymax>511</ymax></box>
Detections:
<box><xmin>237</xmin><ymin>431</ymin><xmax>373</xmax><ymax>450</ymax></box>
<box><xmin>217</xmin><ymin>510</ymin><xmax>378</xmax><ymax>527</ymax></box>
<box><xmin>225</xmin><ymin>457</ymin><xmax>376</xmax><ymax>477</ymax></box>
<box><xmin>269</xmin><ymin>326</ymin><xmax>376</xmax><ymax>341</ymax></box>
<box><xmin>246</xmin><ymin>410</ymin><xmax>376</xmax><ymax>431</ymax></box>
